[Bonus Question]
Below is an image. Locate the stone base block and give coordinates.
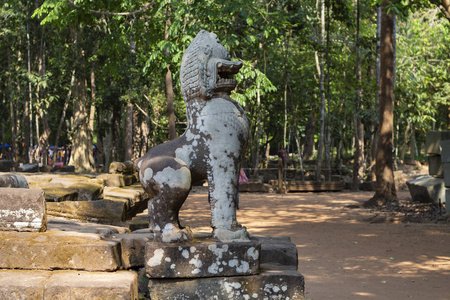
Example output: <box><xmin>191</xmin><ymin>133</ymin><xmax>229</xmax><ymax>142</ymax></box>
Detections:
<box><xmin>0</xmin><ymin>270</ymin><xmax>137</xmax><ymax>300</ymax></box>
<box><xmin>426</xmin><ymin>131</ymin><xmax>450</xmax><ymax>155</ymax></box>
<box><xmin>0</xmin><ymin>188</ymin><xmax>46</xmax><ymax>232</ymax></box>
<box><xmin>253</xmin><ymin>235</ymin><xmax>298</xmax><ymax>267</ymax></box>
<box><xmin>145</xmin><ymin>237</ymin><xmax>261</xmax><ymax>278</ymax></box>
<box><xmin>406</xmin><ymin>175</ymin><xmax>445</xmax><ymax>204</ymax></box>
<box><xmin>0</xmin><ymin>230</ymin><xmax>121</xmax><ymax>271</ymax></box>
<box><xmin>47</xmin><ymin>199</ymin><xmax>127</xmax><ymax>224</ymax></box>
<box><xmin>0</xmin><ymin>160</ymin><xmax>14</xmax><ymax>172</ymax></box>
<box><xmin>148</xmin><ymin>263</ymin><xmax>304</xmax><ymax>300</ymax></box>
<box><xmin>428</xmin><ymin>155</ymin><xmax>443</xmax><ymax>177</ymax></box>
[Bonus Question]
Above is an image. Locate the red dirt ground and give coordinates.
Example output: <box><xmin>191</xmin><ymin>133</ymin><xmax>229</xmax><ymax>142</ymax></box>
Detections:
<box><xmin>180</xmin><ymin>188</ymin><xmax>450</xmax><ymax>300</ymax></box>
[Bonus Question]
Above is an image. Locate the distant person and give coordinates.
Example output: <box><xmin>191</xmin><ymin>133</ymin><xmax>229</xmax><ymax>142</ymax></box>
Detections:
<box><xmin>277</xmin><ymin>149</ymin><xmax>290</xmax><ymax>164</ymax></box>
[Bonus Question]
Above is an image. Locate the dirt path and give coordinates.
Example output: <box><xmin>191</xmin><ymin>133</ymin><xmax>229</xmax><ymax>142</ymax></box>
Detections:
<box><xmin>180</xmin><ymin>188</ymin><xmax>450</xmax><ymax>299</ymax></box>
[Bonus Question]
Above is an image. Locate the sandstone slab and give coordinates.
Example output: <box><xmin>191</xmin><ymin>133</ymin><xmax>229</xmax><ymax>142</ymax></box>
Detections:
<box><xmin>44</xmin><ymin>187</ymin><xmax>78</xmax><ymax>202</ymax></box>
<box><xmin>113</xmin><ymin>232</ymin><xmax>153</xmax><ymax>269</ymax></box>
<box><xmin>104</xmin><ymin>186</ymin><xmax>145</xmax><ymax>209</ymax></box>
<box><xmin>145</xmin><ymin>238</ymin><xmax>260</xmax><ymax>278</ymax></box>
<box><xmin>47</xmin><ymin>199</ymin><xmax>127</xmax><ymax>224</ymax></box>
<box><xmin>97</xmin><ymin>173</ymin><xmax>126</xmax><ymax>187</ymax></box>
<box><xmin>0</xmin><ymin>188</ymin><xmax>46</xmax><ymax>232</ymax></box>
<box><xmin>0</xmin><ymin>270</ymin><xmax>137</xmax><ymax>300</ymax></box>
<box><xmin>148</xmin><ymin>263</ymin><xmax>305</xmax><ymax>300</ymax></box>
<box><xmin>0</xmin><ymin>174</ymin><xmax>29</xmax><ymax>188</ymax></box>
<box><xmin>406</xmin><ymin>175</ymin><xmax>445</xmax><ymax>204</ymax></box>
<box><xmin>0</xmin><ymin>230</ymin><xmax>121</xmax><ymax>271</ymax></box>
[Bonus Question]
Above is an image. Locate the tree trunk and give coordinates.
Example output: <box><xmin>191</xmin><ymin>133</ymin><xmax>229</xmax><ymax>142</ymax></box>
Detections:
<box><xmin>125</xmin><ymin>103</ymin><xmax>133</xmax><ymax>161</ymax></box>
<box><xmin>69</xmin><ymin>29</ymin><xmax>93</xmax><ymax>173</ymax></box>
<box><xmin>164</xmin><ymin>1</ymin><xmax>176</xmax><ymax>141</ymax></box>
<box><xmin>364</xmin><ymin>1</ymin><xmax>397</xmax><ymax>206</ymax></box>
<box><xmin>315</xmin><ymin>0</ymin><xmax>326</xmax><ymax>182</ymax></box>
<box><xmin>303</xmin><ymin>110</ymin><xmax>316</xmax><ymax>160</ymax></box>
<box><xmin>7</xmin><ymin>45</ymin><xmax>17</xmax><ymax>162</ymax></box>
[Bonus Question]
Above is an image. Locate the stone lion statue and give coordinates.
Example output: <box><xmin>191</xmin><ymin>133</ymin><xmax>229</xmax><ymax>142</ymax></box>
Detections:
<box><xmin>135</xmin><ymin>30</ymin><xmax>250</xmax><ymax>243</ymax></box>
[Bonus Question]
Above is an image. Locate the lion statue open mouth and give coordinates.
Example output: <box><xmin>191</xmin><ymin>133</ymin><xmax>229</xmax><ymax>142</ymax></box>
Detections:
<box><xmin>135</xmin><ymin>30</ymin><xmax>250</xmax><ymax>243</ymax></box>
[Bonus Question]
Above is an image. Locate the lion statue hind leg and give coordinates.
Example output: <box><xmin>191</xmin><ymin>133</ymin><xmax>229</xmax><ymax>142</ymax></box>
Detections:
<box><xmin>138</xmin><ymin>155</ymin><xmax>193</xmax><ymax>243</ymax></box>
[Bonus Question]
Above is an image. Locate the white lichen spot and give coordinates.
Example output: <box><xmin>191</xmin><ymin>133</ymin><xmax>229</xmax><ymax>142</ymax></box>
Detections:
<box><xmin>273</xmin><ymin>286</ymin><xmax>280</xmax><ymax>293</ymax></box>
<box><xmin>165</xmin><ymin>257</ymin><xmax>171</xmax><ymax>262</ymax></box>
<box><xmin>228</xmin><ymin>259</ymin><xmax>238</xmax><ymax>268</ymax></box>
<box><xmin>282</xmin><ymin>285</ymin><xmax>288</xmax><ymax>292</ymax></box>
<box><xmin>236</xmin><ymin>261</ymin><xmax>249</xmax><ymax>273</ymax></box>
<box><xmin>189</xmin><ymin>254</ymin><xmax>202</xmax><ymax>274</ymax></box>
<box><xmin>182</xmin><ymin>249</ymin><xmax>189</xmax><ymax>259</ymax></box>
<box><xmin>137</xmin><ymin>160</ymin><xmax>142</xmax><ymax>169</ymax></box>
<box><xmin>243</xmin><ymin>295</ymin><xmax>250</xmax><ymax>300</ymax></box>
<box><xmin>208</xmin><ymin>263</ymin><xmax>219</xmax><ymax>274</ymax></box>
<box><xmin>252</xmin><ymin>293</ymin><xmax>258</xmax><ymax>298</ymax></box>
<box><xmin>154</xmin><ymin>225</ymin><xmax>161</xmax><ymax>232</ymax></box>
<box><xmin>143</xmin><ymin>168</ymin><xmax>153</xmax><ymax>184</ymax></box>
<box><xmin>170</xmin><ymin>264</ymin><xmax>176</xmax><ymax>269</ymax></box>
<box><xmin>153</xmin><ymin>165</ymin><xmax>191</xmax><ymax>190</ymax></box>
<box><xmin>247</xmin><ymin>247</ymin><xmax>259</xmax><ymax>260</ymax></box>
<box><xmin>190</xmin><ymin>246</ymin><xmax>196</xmax><ymax>253</ymax></box>
<box><xmin>147</xmin><ymin>249</ymin><xmax>164</xmax><ymax>267</ymax></box>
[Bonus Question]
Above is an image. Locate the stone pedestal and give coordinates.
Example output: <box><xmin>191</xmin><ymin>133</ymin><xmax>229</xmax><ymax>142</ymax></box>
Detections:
<box><xmin>148</xmin><ymin>264</ymin><xmax>304</xmax><ymax>300</ymax></box>
<box><xmin>406</xmin><ymin>175</ymin><xmax>445</xmax><ymax>204</ymax></box>
<box><xmin>0</xmin><ymin>188</ymin><xmax>46</xmax><ymax>232</ymax></box>
<box><xmin>145</xmin><ymin>235</ymin><xmax>260</xmax><ymax>278</ymax></box>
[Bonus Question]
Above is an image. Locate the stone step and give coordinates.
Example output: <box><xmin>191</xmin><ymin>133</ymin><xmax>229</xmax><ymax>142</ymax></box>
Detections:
<box><xmin>0</xmin><ymin>230</ymin><xmax>121</xmax><ymax>271</ymax></box>
<box><xmin>0</xmin><ymin>270</ymin><xmax>137</xmax><ymax>299</ymax></box>
<box><xmin>147</xmin><ymin>263</ymin><xmax>304</xmax><ymax>300</ymax></box>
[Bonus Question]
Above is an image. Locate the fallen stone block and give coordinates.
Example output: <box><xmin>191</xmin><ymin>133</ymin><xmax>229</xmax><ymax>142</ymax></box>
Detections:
<box><xmin>252</xmin><ymin>235</ymin><xmax>298</xmax><ymax>268</ymax></box>
<box><xmin>0</xmin><ymin>230</ymin><xmax>121</xmax><ymax>271</ymax></box>
<box><xmin>426</xmin><ymin>131</ymin><xmax>450</xmax><ymax>155</ymax></box>
<box><xmin>0</xmin><ymin>188</ymin><xmax>46</xmax><ymax>232</ymax></box>
<box><xmin>97</xmin><ymin>173</ymin><xmax>126</xmax><ymax>187</ymax></box>
<box><xmin>148</xmin><ymin>263</ymin><xmax>304</xmax><ymax>300</ymax></box>
<box><xmin>285</xmin><ymin>180</ymin><xmax>345</xmax><ymax>192</ymax></box>
<box><xmin>145</xmin><ymin>238</ymin><xmax>261</xmax><ymax>278</ymax></box>
<box><xmin>46</xmin><ymin>199</ymin><xmax>127</xmax><ymax>224</ymax></box>
<box><xmin>44</xmin><ymin>187</ymin><xmax>79</xmax><ymax>202</ymax></box>
<box><xmin>0</xmin><ymin>174</ymin><xmax>29</xmax><ymax>188</ymax></box>
<box><xmin>406</xmin><ymin>175</ymin><xmax>445</xmax><ymax>204</ymax></box>
<box><xmin>129</xmin><ymin>213</ymin><xmax>149</xmax><ymax>231</ymax></box>
<box><xmin>0</xmin><ymin>160</ymin><xmax>14</xmax><ymax>172</ymax></box>
<box><xmin>0</xmin><ymin>270</ymin><xmax>138</xmax><ymax>300</ymax></box>
<box><xmin>104</xmin><ymin>186</ymin><xmax>145</xmax><ymax>209</ymax></box>
<box><xmin>47</xmin><ymin>177</ymin><xmax>104</xmax><ymax>201</ymax></box>
<box><xmin>428</xmin><ymin>155</ymin><xmax>443</xmax><ymax>177</ymax></box>
<box><xmin>17</xmin><ymin>163</ymin><xmax>39</xmax><ymax>172</ymax></box>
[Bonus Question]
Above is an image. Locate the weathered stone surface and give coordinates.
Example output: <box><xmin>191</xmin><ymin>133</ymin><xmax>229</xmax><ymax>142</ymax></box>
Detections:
<box><xmin>239</xmin><ymin>182</ymin><xmax>273</xmax><ymax>193</ymax></box>
<box><xmin>0</xmin><ymin>270</ymin><xmax>138</xmax><ymax>300</ymax></box>
<box><xmin>44</xmin><ymin>187</ymin><xmax>79</xmax><ymax>202</ymax></box>
<box><xmin>406</xmin><ymin>175</ymin><xmax>445</xmax><ymax>204</ymax></box>
<box><xmin>0</xmin><ymin>230</ymin><xmax>121</xmax><ymax>271</ymax></box>
<box><xmin>428</xmin><ymin>155</ymin><xmax>443</xmax><ymax>177</ymax></box>
<box><xmin>426</xmin><ymin>131</ymin><xmax>450</xmax><ymax>155</ymax></box>
<box><xmin>446</xmin><ymin>189</ymin><xmax>450</xmax><ymax>213</ymax></box>
<box><xmin>47</xmin><ymin>217</ymin><xmax>130</xmax><ymax>235</ymax></box>
<box><xmin>113</xmin><ymin>232</ymin><xmax>153</xmax><ymax>269</ymax></box>
<box><xmin>0</xmin><ymin>160</ymin><xmax>14</xmax><ymax>172</ymax></box>
<box><xmin>47</xmin><ymin>199</ymin><xmax>127</xmax><ymax>224</ymax></box>
<box><xmin>145</xmin><ymin>238</ymin><xmax>260</xmax><ymax>278</ymax></box>
<box><xmin>441</xmin><ymin>140</ymin><xmax>450</xmax><ymax>163</ymax></box>
<box><xmin>0</xmin><ymin>188</ymin><xmax>46</xmax><ymax>232</ymax></box>
<box><xmin>129</xmin><ymin>212</ymin><xmax>149</xmax><ymax>231</ymax></box>
<box><xmin>104</xmin><ymin>186</ymin><xmax>145</xmax><ymax>209</ymax></box>
<box><xmin>252</xmin><ymin>235</ymin><xmax>298</xmax><ymax>268</ymax></box>
<box><xmin>45</xmin><ymin>271</ymin><xmax>138</xmax><ymax>299</ymax></box>
<box><xmin>0</xmin><ymin>270</ymin><xmax>48</xmax><ymax>299</ymax></box>
<box><xmin>98</xmin><ymin>173</ymin><xmax>126</xmax><ymax>187</ymax></box>
<box><xmin>148</xmin><ymin>263</ymin><xmax>305</xmax><ymax>300</ymax></box>
<box><xmin>123</xmin><ymin>174</ymin><xmax>137</xmax><ymax>186</ymax></box>
<box><xmin>45</xmin><ymin>178</ymin><xmax>104</xmax><ymax>201</ymax></box>
<box><xmin>0</xmin><ymin>173</ymin><xmax>29</xmax><ymax>188</ymax></box>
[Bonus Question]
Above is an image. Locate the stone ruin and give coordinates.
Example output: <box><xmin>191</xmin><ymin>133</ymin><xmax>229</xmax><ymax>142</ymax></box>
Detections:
<box><xmin>0</xmin><ymin>31</ymin><xmax>305</xmax><ymax>299</ymax></box>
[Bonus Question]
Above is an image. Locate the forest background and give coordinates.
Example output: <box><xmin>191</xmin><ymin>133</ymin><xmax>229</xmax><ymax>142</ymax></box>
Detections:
<box><xmin>1</xmin><ymin>0</ymin><xmax>450</xmax><ymax>203</ymax></box>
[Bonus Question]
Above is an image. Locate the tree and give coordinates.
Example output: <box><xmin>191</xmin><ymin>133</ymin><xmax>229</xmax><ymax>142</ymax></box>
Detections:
<box><xmin>364</xmin><ymin>1</ymin><xmax>396</xmax><ymax>206</ymax></box>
